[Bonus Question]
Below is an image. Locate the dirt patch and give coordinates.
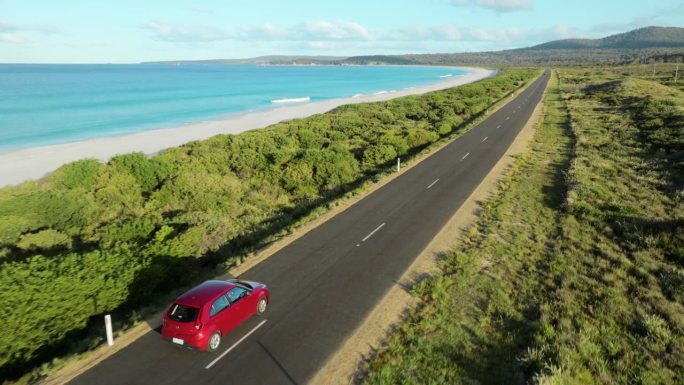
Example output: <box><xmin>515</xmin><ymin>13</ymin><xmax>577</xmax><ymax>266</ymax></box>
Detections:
<box><xmin>308</xmin><ymin>75</ymin><xmax>550</xmax><ymax>385</ymax></box>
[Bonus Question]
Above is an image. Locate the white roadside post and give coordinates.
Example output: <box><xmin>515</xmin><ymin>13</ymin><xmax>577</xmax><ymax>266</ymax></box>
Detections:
<box><xmin>397</xmin><ymin>157</ymin><xmax>400</xmax><ymax>172</ymax></box>
<box><xmin>104</xmin><ymin>314</ymin><xmax>114</xmax><ymax>346</ymax></box>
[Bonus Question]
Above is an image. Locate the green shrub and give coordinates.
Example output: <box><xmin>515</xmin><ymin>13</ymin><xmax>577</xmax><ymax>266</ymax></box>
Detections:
<box><xmin>362</xmin><ymin>144</ymin><xmax>398</xmax><ymax>169</ymax></box>
<box><xmin>0</xmin><ymin>216</ymin><xmax>32</xmax><ymax>246</ymax></box>
<box><xmin>16</xmin><ymin>229</ymin><xmax>71</xmax><ymax>251</ymax></box>
<box><xmin>110</xmin><ymin>152</ymin><xmax>173</xmax><ymax>191</ymax></box>
<box><xmin>0</xmin><ymin>248</ymin><xmax>142</xmax><ymax>370</ymax></box>
<box><xmin>406</xmin><ymin>128</ymin><xmax>439</xmax><ymax>148</ymax></box>
<box><xmin>48</xmin><ymin>159</ymin><xmax>102</xmax><ymax>190</ymax></box>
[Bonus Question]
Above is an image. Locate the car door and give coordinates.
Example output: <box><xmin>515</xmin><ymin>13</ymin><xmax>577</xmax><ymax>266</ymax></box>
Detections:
<box><xmin>209</xmin><ymin>294</ymin><xmax>232</xmax><ymax>335</ymax></box>
<box><xmin>225</xmin><ymin>286</ymin><xmax>252</xmax><ymax>328</ymax></box>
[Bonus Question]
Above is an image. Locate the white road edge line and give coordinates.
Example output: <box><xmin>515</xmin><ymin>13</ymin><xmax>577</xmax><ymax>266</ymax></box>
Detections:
<box><xmin>462</xmin><ymin>153</ymin><xmax>470</xmax><ymax>160</ymax></box>
<box><xmin>206</xmin><ymin>319</ymin><xmax>268</xmax><ymax>369</ymax></box>
<box><xmin>426</xmin><ymin>179</ymin><xmax>440</xmax><ymax>189</ymax></box>
<box><xmin>362</xmin><ymin>222</ymin><xmax>386</xmax><ymax>242</ymax></box>
<box><xmin>481</xmin><ymin>136</ymin><xmax>488</xmax><ymax>142</ymax></box>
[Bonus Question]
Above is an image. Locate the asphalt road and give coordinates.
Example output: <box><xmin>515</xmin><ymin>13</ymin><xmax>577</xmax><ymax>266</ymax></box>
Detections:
<box><xmin>69</xmin><ymin>70</ymin><xmax>550</xmax><ymax>385</ymax></box>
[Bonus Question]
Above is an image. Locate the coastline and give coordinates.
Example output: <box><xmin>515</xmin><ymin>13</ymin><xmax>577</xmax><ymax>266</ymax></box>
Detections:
<box><xmin>0</xmin><ymin>67</ymin><xmax>494</xmax><ymax>187</ymax></box>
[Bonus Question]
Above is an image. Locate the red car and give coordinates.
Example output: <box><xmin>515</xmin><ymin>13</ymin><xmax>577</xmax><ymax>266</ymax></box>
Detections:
<box><xmin>161</xmin><ymin>279</ymin><xmax>270</xmax><ymax>351</ymax></box>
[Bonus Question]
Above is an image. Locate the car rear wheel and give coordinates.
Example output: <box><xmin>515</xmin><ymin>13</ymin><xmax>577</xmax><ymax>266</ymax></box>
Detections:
<box><xmin>207</xmin><ymin>331</ymin><xmax>221</xmax><ymax>352</ymax></box>
<box><xmin>257</xmin><ymin>297</ymin><xmax>267</xmax><ymax>315</ymax></box>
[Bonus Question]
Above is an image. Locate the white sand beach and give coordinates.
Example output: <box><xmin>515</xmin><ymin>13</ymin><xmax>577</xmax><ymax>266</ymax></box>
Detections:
<box><xmin>0</xmin><ymin>67</ymin><xmax>495</xmax><ymax>187</ymax></box>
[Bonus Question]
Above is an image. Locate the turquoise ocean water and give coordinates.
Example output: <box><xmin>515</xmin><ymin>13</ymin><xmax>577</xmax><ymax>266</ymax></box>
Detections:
<box><xmin>0</xmin><ymin>64</ymin><xmax>467</xmax><ymax>153</ymax></box>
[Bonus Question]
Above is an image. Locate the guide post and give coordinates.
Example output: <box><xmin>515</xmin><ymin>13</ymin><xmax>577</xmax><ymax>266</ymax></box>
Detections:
<box><xmin>105</xmin><ymin>314</ymin><xmax>114</xmax><ymax>346</ymax></box>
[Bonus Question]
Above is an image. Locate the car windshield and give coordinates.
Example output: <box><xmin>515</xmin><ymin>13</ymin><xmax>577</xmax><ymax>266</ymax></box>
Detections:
<box><xmin>168</xmin><ymin>303</ymin><xmax>199</xmax><ymax>323</ymax></box>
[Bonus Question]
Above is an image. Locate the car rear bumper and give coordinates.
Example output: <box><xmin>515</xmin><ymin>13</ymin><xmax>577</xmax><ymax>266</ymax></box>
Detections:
<box><xmin>165</xmin><ymin>336</ymin><xmax>203</xmax><ymax>350</ymax></box>
<box><xmin>161</xmin><ymin>328</ymin><xmax>207</xmax><ymax>350</ymax></box>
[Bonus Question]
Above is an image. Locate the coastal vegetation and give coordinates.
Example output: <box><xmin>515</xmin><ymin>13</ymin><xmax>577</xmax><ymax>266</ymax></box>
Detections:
<box><xmin>361</xmin><ymin>68</ymin><xmax>683</xmax><ymax>384</ymax></box>
<box><xmin>0</xmin><ymin>68</ymin><xmax>539</xmax><ymax>381</ymax></box>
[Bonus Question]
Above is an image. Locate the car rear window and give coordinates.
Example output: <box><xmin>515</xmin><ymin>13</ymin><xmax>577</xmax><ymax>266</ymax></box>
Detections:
<box><xmin>168</xmin><ymin>303</ymin><xmax>199</xmax><ymax>323</ymax></box>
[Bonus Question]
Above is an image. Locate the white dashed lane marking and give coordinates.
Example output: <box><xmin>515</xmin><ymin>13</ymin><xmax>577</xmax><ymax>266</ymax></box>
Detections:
<box><xmin>206</xmin><ymin>320</ymin><xmax>268</xmax><ymax>369</ymax></box>
<box><xmin>426</xmin><ymin>179</ymin><xmax>440</xmax><ymax>189</ymax></box>
<box><xmin>361</xmin><ymin>223</ymin><xmax>386</xmax><ymax>243</ymax></box>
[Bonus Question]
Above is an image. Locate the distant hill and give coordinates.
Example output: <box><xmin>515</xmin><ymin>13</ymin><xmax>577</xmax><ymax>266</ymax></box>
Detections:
<box><xmin>529</xmin><ymin>26</ymin><xmax>684</xmax><ymax>50</ymax></box>
<box><xmin>339</xmin><ymin>26</ymin><xmax>684</xmax><ymax>66</ymax></box>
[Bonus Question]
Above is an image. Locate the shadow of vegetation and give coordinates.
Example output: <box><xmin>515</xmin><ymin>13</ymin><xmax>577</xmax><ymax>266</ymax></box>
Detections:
<box><xmin>608</xmin><ymin>215</ymin><xmax>684</xmax><ymax>266</ymax></box>
<box><xmin>541</xmin><ymin>94</ymin><xmax>575</xmax><ymax>211</ymax></box>
<box><xmin>443</xmin><ymin>310</ymin><xmax>538</xmax><ymax>385</ymax></box>
<box><xmin>540</xmin><ymin>158</ymin><xmax>571</xmax><ymax>210</ymax></box>
<box><xmin>581</xmin><ymin>79</ymin><xmax>624</xmax><ymax>97</ymax></box>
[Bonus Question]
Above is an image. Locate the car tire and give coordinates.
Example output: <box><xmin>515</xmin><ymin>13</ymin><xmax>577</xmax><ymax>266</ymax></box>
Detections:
<box><xmin>256</xmin><ymin>296</ymin><xmax>267</xmax><ymax>316</ymax></box>
<box><xmin>207</xmin><ymin>331</ymin><xmax>221</xmax><ymax>352</ymax></box>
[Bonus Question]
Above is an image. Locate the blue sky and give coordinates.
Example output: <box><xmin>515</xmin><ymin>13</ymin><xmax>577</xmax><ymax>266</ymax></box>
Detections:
<box><xmin>1</xmin><ymin>0</ymin><xmax>682</xmax><ymax>63</ymax></box>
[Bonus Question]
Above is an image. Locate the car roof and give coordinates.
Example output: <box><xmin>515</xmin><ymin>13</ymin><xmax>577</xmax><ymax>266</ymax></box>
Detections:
<box><xmin>176</xmin><ymin>280</ymin><xmax>236</xmax><ymax>307</ymax></box>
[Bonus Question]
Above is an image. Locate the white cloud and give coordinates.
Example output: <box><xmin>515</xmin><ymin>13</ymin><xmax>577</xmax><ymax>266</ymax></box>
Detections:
<box><xmin>143</xmin><ymin>22</ymin><xmax>230</xmax><ymax>43</ymax></box>
<box><xmin>306</xmin><ymin>41</ymin><xmax>334</xmax><ymax>50</ymax></box>
<box><xmin>239</xmin><ymin>21</ymin><xmax>371</xmax><ymax>41</ymax></box>
<box><xmin>0</xmin><ymin>33</ymin><xmax>25</xmax><ymax>43</ymax></box>
<box><xmin>381</xmin><ymin>25</ymin><xmax>547</xmax><ymax>43</ymax></box>
<box><xmin>235</xmin><ymin>21</ymin><xmax>580</xmax><ymax>48</ymax></box>
<box><xmin>294</xmin><ymin>20</ymin><xmax>371</xmax><ymax>40</ymax></box>
<box><xmin>139</xmin><ymin>17</ymin><xmax>594</xmax><ymax>55</ymax></box>
<box><xmin>438</xmin><ymin>26</ymin><xmax>463</xmax><ymax>41</ymax></box>
<box><xmin>463</xmin><ymin>27</ymin><xmax>522</xmax><ymax>41</ymax></box>
<box><xmin>588</xmin><ymin>4</ymin><xmax>684</xmax><ymax>37</ymax></box>
<box><xmin>0</xmin><ymin>20</ymin><xmax>16</xmax><ymax>33</ymax></box>
<box><xmin>240</xmin><ymin>24</ymin><xmax>287</xmax><ymax>40</ymax></box>
<box><xmin>383</xmin><ymin>26</ymin><xmax>462</xmax><ymax>41</ymax></box>
<box><xmin>0</xmin><ymin>19</ymin><xmax>59</xmax><ymax>44</ymax></box>
<box><xmin>450</xmin><ymin>0</ymin><xmax>533</xmax><ymax>12</ymax></box>
<box><xmin>0</xmin><ymin>19</ymin><xmax>55</xmax><ymax>33</ymax></box>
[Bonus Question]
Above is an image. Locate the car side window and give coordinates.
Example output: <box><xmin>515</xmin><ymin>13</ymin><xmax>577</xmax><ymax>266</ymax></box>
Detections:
<box><xmin>226</xmin><ymin>287</ymin><xmax>248</xmax><ymax>304</ymax></box>
<box><xmin>209</xmin><ymin>295</ymin><xmax>230</xmax><ymax>317</ymax></box>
